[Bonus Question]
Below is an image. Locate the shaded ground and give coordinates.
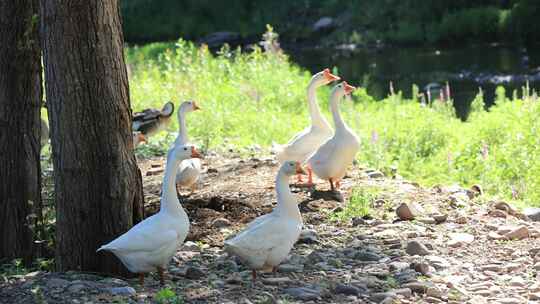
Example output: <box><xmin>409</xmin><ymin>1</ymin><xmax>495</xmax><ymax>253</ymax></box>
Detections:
<box><xmin>2</xmin><ymin>154</ymin><xmax>540</xmax><ymax>303</ymax></box>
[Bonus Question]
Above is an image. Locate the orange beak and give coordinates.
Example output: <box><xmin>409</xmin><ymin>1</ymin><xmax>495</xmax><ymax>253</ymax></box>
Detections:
<box><xmin>343</xmin><ymin>81</ymin><xmax>356</xmax><ymax>95</ymax></box>
<box><xmin>295</xmin><ymin>162</ymin><xmax>307</xmax><ymax>175</ymax></box>
<box><xmin>323</xmin><ymin>68</ymin><xmax>340</xmax><ymax>83</ymax></box>
<box><xmin>192</xmin><ymin>101</ymin><xmax>201</xmax><ymax>111</ymax></box>
<box><xmin>191</xmin><ymin>146</ymin><xmax>202</xmax><ymax>158</ymax></box>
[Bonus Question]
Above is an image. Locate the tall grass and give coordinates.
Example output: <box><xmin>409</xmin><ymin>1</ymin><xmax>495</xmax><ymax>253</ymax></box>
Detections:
<box><xmin>127</xmin><ymin>40</ymin><xmax>540</xmax><ymax>206</ymax></box>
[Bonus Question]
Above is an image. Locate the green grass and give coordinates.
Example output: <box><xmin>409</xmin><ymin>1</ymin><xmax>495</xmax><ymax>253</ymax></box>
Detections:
<box><xmin>331</xmin><ymin>187</ymin><xmax>381</xmax><ymax>221</ymax></box>
<box><xmin>127</xmin><ymin>39</ymin><xmax>540</xmax><ymax>207</ymax></box>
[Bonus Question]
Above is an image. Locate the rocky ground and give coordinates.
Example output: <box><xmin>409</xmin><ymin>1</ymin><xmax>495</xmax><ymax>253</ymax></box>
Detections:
<box><xmin>2</xmin><ymin>153</ymin><xmax>540</xmax><ymax>304</ymax></box>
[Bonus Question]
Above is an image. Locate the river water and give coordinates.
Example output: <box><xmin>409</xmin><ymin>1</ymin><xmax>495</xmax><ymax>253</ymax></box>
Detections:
<box><xmin>289</xmin><ymin>44</ymin><xmax>540</xmax><ymax>119</ymax></box>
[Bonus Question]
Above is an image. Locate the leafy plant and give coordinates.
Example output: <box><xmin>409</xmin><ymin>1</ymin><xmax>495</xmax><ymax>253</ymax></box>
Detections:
<box><xmin>155</xmin><ymin>288</ymin><xmax>184</xmax><ymax>304</ymax></box>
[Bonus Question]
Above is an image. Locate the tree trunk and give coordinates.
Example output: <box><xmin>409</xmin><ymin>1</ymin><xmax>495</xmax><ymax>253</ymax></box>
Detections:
<box><xmin>40</xmin><ymin>0</ymin><xmax>144</xmax><ymax>275</ymax></box>
<box><xmin>0</xmin><ymin>0</ymin><xmax>42</xmax><ymax>264</ymax></box>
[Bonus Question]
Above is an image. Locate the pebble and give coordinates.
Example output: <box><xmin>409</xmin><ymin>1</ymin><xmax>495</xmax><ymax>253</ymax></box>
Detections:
<box><xmin>432</xmin><ymin>214</ymin><xmax>448</xmax><ymax>223</ymax></box>
<box><xmin>448</xmin><ymin>232</ymin><xmax>475</xmax><ymax>247</ymax></box>
<box><xmin>334</xmin><ymin>283</ymin><xmax>366</xmax><ymax>296</ymax></box>
<box><xmin>371</xmin><ymin>292</ymin><xmax>396</xmax><ymax>303</ymax></box>
<box><xmin>489</xmin><ymin>209</ymin><xmax>507</xmax><ymax>218</ymax></box>
<box><xmin>504</xmin><ymin>226</ymin><xmax>529</xmax><ymax>240</ymax></box>
<box><xmin>211</xmin><ymin>217</ymin><xmax>231</xmax><ymax>228</ymax></box>
<box><xmin>367</xmin><ymin>170</ymin><xmax>384</xmax><ymax>179</ymax></box>
<box><xmin>406</xmin><ymin>241</ymin><xmax>430</xmax><ymax>256</ymax></box>
<box><xmin>354</xmin><ymin>249</ymin><xmax>383</xmax><ymax>262</ymax></box>
<box><xmin>396</xmin><ymin>203</ymin><xmax>422</xmax><ymax>221</ymax></box>
<box><xmin>530</xmin><ymin>292</ymin><xmax>540</xmax><ymax>300</ymax></box>
<box><xmin>67</xmin><ymin>283</ymin><xmax>87</xmax><ymax>293</ymax></box>
<box><xmin>297</xmin><ymin>229</ymin><xmax>318</xmax><ymax>244</ymax></box>
<box><xmin>411</xmin><ymin>262</ymin><xmax>431</xmax><ymax>275</ymax></box>
<box><xmin>181</xmin><ymin>241</ymin><xmax>200</xmax><ymax>252</ymax></box>
<box><xmin>261</xmin><ymin>277</ymin><xmax>291</xmax><ymax>285</ymax></box>
<box><xmin>284</xmin><ymin>286</ymin><xmax>321</xmax><ymax>301</ymax></box>
<box><xmin>108</xmin><ymin>286</ymin><xmax>136</xmax><ymax>296</ymax></box>
<box><xmin>185</xmin><ymin>266</ymin><xmax>206</xmax><ymax>280</ymax></box>
<box><xmin>425</xmin><ymin>296</ymin><xmax>443</xmax><ymax>303</ymax></box>
<box><xmin>278</xmin><ymin>263</ymin><xmax>304</xmax><ymax>273</ymax></box>
<box><xmin>393</xmin><ymin>288</ymin><xmax>412</xmax><ymax>297</ymax></box>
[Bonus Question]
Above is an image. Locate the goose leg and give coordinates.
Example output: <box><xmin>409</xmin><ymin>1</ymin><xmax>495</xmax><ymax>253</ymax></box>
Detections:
<box><xmin>251</xmin><ymin>269</ymin><xmax>257</xmax><ymax>281</ymax></box>
<box><xmin>335</xmin><ymin>180</ymin><xmax>341</xmax><ymax>190</ymax></box>
<box><xmin>157</xmin><ymin>267</ymin><xmax>165</xmax><ymax>285</ymax></box>
<box><xmin>139</xmin><ymin>273</ymin><xmax>144</xmax><ymax>286</ymax></box>
<box><xmin>190</xmin><ymin>183</ymin><xmax>197</xmax><ymax>195</ymax></box>
<box><xmin>307</xmin><ymin>166</ymin><xmax>314</xmax><ymax>186</ymax></box>
<box><xmin>272</xmin><ymin>266</ymin><xmax>278</xmax><ymax>276</ymax></box>
<box><xmin>329</xmin><ymin>178</ymin><xmax>335</xmax><ymax>191</ymax></box>
<box><xmin>296</xmin><ymin>173</ymin><xmax>304</xmax><ymax>183</ymax></box>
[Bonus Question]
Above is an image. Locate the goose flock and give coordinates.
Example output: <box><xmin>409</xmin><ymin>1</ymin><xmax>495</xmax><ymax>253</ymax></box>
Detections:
<box><xmin>95</xmin><ymin>68</ymin><xmax>359</xmax><ymax>285</ymax></box>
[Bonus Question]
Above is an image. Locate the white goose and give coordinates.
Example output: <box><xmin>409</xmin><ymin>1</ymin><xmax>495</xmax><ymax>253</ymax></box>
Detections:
<box><xmin>306</xmin><ymin>81</ymin><xmax>359</xmax><ymax>190</ymax></box>
<box><xmin>224</xmin><ymin>161</ymin><xmax>305</xmax><ymax>280</ymax></box>
<box><xmin>274</xmin><ymin>69</ymin><xmax>340</xmax><ymax>182</ymax></box>
<box><xmin>97</xmin><ymin>144</ymin><xmax>201</xmax><ymax>285</ymax></box>
<box><xmin>174</xmin><ymin>101</ymin><xmax>202</xmax><ymax>193</ymax></box>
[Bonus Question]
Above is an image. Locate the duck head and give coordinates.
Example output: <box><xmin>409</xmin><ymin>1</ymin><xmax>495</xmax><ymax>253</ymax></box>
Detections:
<box><xmin>333</xmin><ymin>81</ymin><xmax>357</xmax><ymax>98</ymax></box>
<box><xmin>314</xmin><ymin>68</ymin><xmax>340</xmax><ymax>86</ymax></box>
<box><xmin>179</xmin><ymin>100</ymin><xmax>201</xmax><ymax>113</ymax></box>
<box><xmin>281</xmin><ymin>160</ymin><xmax>306</xmax><ymax>176</ymax></box>
<box><xmin>172</xmin><ymin>144</ymin><xmax>202</xmax><ymax>161</ymax></box>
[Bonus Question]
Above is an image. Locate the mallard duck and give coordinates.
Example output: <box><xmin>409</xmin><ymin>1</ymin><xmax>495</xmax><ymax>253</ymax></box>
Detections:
<box><xmin>97</xmin><ymin>144</ymin><xmax>201</xmax><ymax>285</ymax></box>
<box><xmin>273</xmin><ymin>69</ymin><xmax>339</xmax><ymax>183</ymax></box>
<box><xmin>174</xmin><ymin>101</ymin><xmax>202</xmax><ymax>193</ymax></box>
<box><xmin>132</xmin><ymin>101</ymin><xmax>175</xmax><ymax>139</ymax></box>
<box><xmin>224</xmin><ymin>160</ymin><xmax>305</xmax><ymax>280</ymax></box>
<box><xmin>306</xmin><ymin>82</ymin><xmax>359</xmax><ymax>190</ymax></box>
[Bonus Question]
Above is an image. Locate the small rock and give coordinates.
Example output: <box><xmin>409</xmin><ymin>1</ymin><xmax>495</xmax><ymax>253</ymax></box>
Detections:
<box><xmin>109</xmin><ymin>286</ymin><xmax>136</xmax><ymax>296</ymax></box>
<box><xmin>489</xmin><ymin>209</ymin><xmax>507</xmax><ymax>218</ymax></box>
<box><xmin>417</xmin><ymin>217</ymin><xmax>437</xmax><ymax>224</ymax></box>
<box><xmin>367</xmin><ymin>170</ymin><xmax>384</xmax><ymax>179</ymax></box>
<box><xmin>493</xmin><ymin>201</ymin><xmax>517</xmax><ymax>215</ymax></box>
<box><xmin>206</xmin><ymin>167</ymin><xmax>218</xmax><ymax>173</ymax></box>
<box><xmin>394</xmin><ymin>288</ymin><xmax>412</xmax><ymax>298</ymax></box>
<box><xmin>311</xmin><ymin>190</ymin><xmax>344</xmax><ymax>202</ymax></box>
<box><xmin>504</xmin><ymin>226</ymin><xmax>529</xmax><ymax>240</ymax></box>
<box><xmin>411</xmin><ymin>262</ymin><xmax>431</xmax><ymax>275</ymax></box>
<box><xmin>455</xmin><ymin>215</ymin><xmax>468</xmax><ymax>224</ymax></box>
<box><xmin>371</xmin><ymin>292</ymin><xmax>396</xmax><ymax>303</ymax></box>
<box><xmin>530</xmin><ymin>292</ymin><xmax>540</xmax><ymax>300</ymax></box>
<box><xmin>389</xmin><ymin>261</ymin><xmax>410</xmax><ymax>272</ymax></box>
<box><xmin>448</xmin><ymin>232</ymin><xmax>475</xmax><ymax>247</ymax></box>
<box><xmin>284</xmin><ymin>286</ymin><xmax>321</xmax><ymax>301</ymax></box>
<box><xmin>351</xmin><ymin>217</ymin><xmax>368</xmax><ymax>226</ymax></box>
<box><xmin>225</xmin><ymin>274</ymin><xmax>243</xmax><ymax>284</ymax></box>
<box><xmin>524</xmin><ymin>207</ymin><xmax>540</xmax><ymax>221</ymax></box>
<box><xmin>509</xmin><ymin>276</ymin><xmax>526</xmax><ymax>287</ymax></box>
<box><xmin>425</xmin><ymin>296</ymin><xmax>443</xmax><ymax>303</ymax></box>
<box><xmin>488</xmin><ymin>231</ymin><xmax>505</xmax><ymax>240</ymax></box>
<box><xmin>432</xmin><ymin>214</ymin><xmax>448</xmax><ymax>223</ymax></box>
<box><xmin>307</xmin><ymin>251</ymin><xmax>325</xmax><ymax>263</ymax></box>
<box><xmin>396</xmin><ymin>203</ymin><xmax>423</xmax><ymax>221</ymax></box>
<box><xmin>211</xmin><ymin>217</ymin><xmax>231</xmax><ymax>228</ymax></box>
<box><xmin>278</xmin><ymin>263</ymin><xmax>304</xmax><ymax>273</ymax></box>
<box><xmin>181</xmin><ymin>241</ymin><xmax>200</xmax><ymax>252</ymax></box>
<box><xmin>262</xmin><ymin>277</ymin><xmax>291</xmax><ymax>285</ymax></box>
<box><xmin>497</xmin><ymin>297</ymin><xmax>526</xmax><ymax>304</ymax></box>
<box><xmin>145</xmin><ymin>168</ymin><xmax>164</xmax><ymax>176</ymax></box>
<box><xmin>297</xmin><ymin>229</ymin><xmax>318</xmax><ymax>244</ymax></box>
<box><xmin>334</xmin><ymin>283</ymin><xmax>365</xmax><ymax>296</ymax></box>
<box><xmin>425</xmin><ymin>256</ymin><xmax>450</xmax><ymax>270</ymax></box>
<box><xmin>394</xmin><ymin>268</ymin><xmax>418</xmax><ymax>284</ymax></box>
<box><xmin>354</xmin><ymin>250</ymin><xmax>383</xmax><ymax>262</ymax></box>
<box><xmin>406</xmin><ymin>241</ymin><xmax>430</xmax><ymax>256</ymax></box>
<box><xmin>185</xmin><ymin>266</ymin><xmax>206</xmax><ymax>280</ymax></box>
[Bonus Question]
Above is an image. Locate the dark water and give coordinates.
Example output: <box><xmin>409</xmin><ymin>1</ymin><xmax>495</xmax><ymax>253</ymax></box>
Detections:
<box><xmin>288</xmin><ymin>44</ymin><xmax>540</xmax><ymax>119</ymax></box>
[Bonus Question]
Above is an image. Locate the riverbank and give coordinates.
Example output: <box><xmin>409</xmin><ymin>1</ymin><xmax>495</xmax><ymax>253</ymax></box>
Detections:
<box><xmin>3</xmin><ymin>154</ymin><xmax>540</xmax><ymax>303</ymax></box>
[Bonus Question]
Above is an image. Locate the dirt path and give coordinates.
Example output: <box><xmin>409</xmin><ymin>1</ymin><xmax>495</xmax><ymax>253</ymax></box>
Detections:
<box><xmin>2</xmin><ymin>154</ymin><xmax>540</xmax><ymax>303</ymax></box>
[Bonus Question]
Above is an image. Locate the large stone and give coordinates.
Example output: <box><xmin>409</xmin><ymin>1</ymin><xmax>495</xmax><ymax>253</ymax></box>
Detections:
<box><xmin>406</xmin><ymin>241</ymin><xmax>430</xmax><ymax>256</ymax></box>
<box><xmin>211</xmin><ymin>217</ymin><xmax>231</xmax><ymax>228</ymax></box>
<box><xmin>504</xmin><ymin>226</ymin><xmax>529</xmax><ymax>240</ymax></box>
<box><xmin>108</xmin><ymin>286</ymin><xmax>136</xmax><ymax>296</ymax></box>
<box><xmin>524</xmin><ymin>207</ymin><xmax>540</xmax><ymax>221</ymax></box>
<box><xmin>185</xmin><ymin>266</ymin><xmax>206</xmax><ymax>280</ymax></box>
<box><xmin>334</xmin><ymin>283</ymin><xmax>366</xmax><ymax>296</ymax></box>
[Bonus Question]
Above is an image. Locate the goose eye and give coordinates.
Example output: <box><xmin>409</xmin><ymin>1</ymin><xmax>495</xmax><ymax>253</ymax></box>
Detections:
<box><xmin>183</xmin><ymin>147</ymin><xmax>187</xmax><ymax>151</ymax></box>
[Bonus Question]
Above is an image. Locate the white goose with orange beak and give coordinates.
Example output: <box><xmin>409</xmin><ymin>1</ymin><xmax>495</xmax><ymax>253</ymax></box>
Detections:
<box><xmin>306</xmin><ymin>81</ymin><xmax>359</xmax><ymax>191</ymax></box>
<box><xmin>274</xmin><ymin>69</ymin><xmax>340</xmax><ymax>182</ymax></box>
<box><xmin>174</xmin><ymin>101</ymin><xmax>202</xmax><ymax>193</ymax></box>
<box><xmin>97</xmin><ymin>144</ymin><xmax>201</xmax><ymax>286</ymax></box>
<box><xmin>224</xmin><ymin>161</ymin><xmax>306</xmax><ymax>280</ymax></box>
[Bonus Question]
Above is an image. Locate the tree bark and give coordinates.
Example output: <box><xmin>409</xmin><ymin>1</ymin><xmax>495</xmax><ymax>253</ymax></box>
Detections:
<box><xmin>40</xmin><ymin>0</ymin><xmax>144</xmax><ymax>275</ymax></box>
<box><xmin>0</xmin><ymin>0</ymin><xmax>42</xmax><ymax>264</ymax></box>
